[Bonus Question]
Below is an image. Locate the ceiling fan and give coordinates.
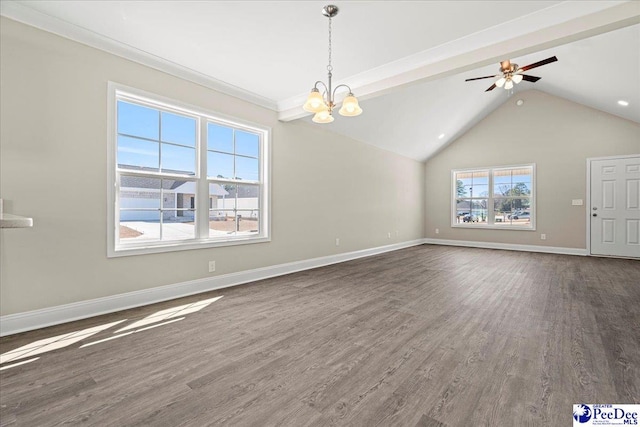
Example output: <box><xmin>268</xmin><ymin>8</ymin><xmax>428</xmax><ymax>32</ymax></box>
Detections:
<box><xmin>465</xmin><ymin>56</ymin><xmax>558</xmax><ymax>92</ymax></box>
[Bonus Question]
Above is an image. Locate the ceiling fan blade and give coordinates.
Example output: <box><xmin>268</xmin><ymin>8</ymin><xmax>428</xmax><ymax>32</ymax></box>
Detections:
<box><xmin>465</xmin><ymin>75</ymin><xmax>498</xmax><ymax>82</ymax></box>
<box><xmin>522</xmin><ymin>75</ymin><xmax>541</xmax><ymax>82</ymax></box>
<box><xmin>519</xmin><ymin>56</ymin><xmax>558</xmax><ymax>72</ymax></box>
<box><xmin>485</xmin><ymin>84</ymin><xmax>497</xmax><ymax>92</ymax></box>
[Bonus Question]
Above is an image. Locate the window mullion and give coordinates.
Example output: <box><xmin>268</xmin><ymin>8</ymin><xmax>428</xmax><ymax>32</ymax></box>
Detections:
<box><xmin>114</xmin><ymin>172</ymin><xmax>120</xmax><ymax>247</ymax></box>
<box><xmin>157</xmin><ymin>111</ymin><xmax>163</xmax><ymax>241</ymax></box>
<box><xmin>159</xmin><ymin>183</ymin><xmax>164</xmax><ymax>241</ymax></box>
<box><xmin>488</xmin><ymin>171</ymin><xmax>494</xmax><ymax>225</ymax></box>
<box><xmin>158</xmin><ymin>110</ymin><xmax>162</xmax><ymax>172</ymax></box>
<box><xmin>197</xmin><ymin>118</ymin><xmax>209</xmax><ymax>239</ymax></box>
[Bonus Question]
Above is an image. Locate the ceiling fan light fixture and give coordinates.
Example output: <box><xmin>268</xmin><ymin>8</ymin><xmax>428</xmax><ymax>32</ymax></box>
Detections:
<box><xmin>338</xmin><ymin>93</ymin><xmax>362</xmax><ymax>117</ymax></box>
<box><xmin>467</xmin><ymin>56</ymin><xmax>557</xmax><ymax>93</ymax></box>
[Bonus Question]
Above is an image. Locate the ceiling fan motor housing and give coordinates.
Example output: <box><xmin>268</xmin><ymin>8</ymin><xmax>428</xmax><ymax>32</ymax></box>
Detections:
<box><xmin>500</xmin><ymin>62</ymin><xmax>519</xmax><ymax>74</ymax></box>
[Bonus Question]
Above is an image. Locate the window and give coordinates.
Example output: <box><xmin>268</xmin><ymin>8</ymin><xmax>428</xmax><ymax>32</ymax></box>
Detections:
<box><xmin>452</xmin><ymin>164</ymin><xmax>535</xmax><ymax>229</ymax></box>
<box><xmin>108</xmin><ymin>83</ymin><xmax>270</xmax><ymax>256</ymax></box>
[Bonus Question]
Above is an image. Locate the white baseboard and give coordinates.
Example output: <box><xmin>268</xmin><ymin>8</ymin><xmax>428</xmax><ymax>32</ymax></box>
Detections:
<box><xmin>0</xmin><ymin>239</ymin><xmax>424</xmax><ymax>337</ymax></box>
<box><xmin>423</xmin><ymin>238</ymin><xmax>588</xmax><ymax>256</ymax></box>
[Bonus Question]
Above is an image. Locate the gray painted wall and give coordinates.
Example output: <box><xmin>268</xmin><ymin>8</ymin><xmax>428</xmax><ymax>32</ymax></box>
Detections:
<box><xmin>425</xmin><ymin>90</ymin><xmax>639</xmax><ymax>249</ymax></box>
<box><xmin>0</xmin><ymin>18</ymin><xmax>425</xmax><ymax>315</ymax></box>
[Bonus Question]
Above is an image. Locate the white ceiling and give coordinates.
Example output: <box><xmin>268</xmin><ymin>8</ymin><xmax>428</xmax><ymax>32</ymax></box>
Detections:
<box><xmin>1</xmin><ymin>1</ymin><xmax>639</xmax><ymax>161</ymax></box>
<box><xmin>314</xmin><ymin>23</ymin><xmax>640</xmax><ymax>160</ymax></box>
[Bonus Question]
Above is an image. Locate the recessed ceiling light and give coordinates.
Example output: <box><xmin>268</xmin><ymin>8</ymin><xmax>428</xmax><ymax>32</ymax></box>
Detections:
<box><xmin>618</xmin><ymin>100</ymin><xmax>629</xmax><ymax>106</ymax></box>
<box><xmin>438</xmin><ymin>133</ymin><xmax>445</xmax><ymax>139</ymax></box>
<box><xmin>516</xmin><ymin>99</ymin><xmax>524</xmax><ymax>106</ymax></box>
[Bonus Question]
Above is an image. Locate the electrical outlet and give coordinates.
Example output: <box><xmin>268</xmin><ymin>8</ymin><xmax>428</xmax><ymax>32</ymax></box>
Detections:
<box><xmin>540</xmin><ymin>234</ymin><xmax>546</xmax><ymax>240</ymax></box>
<box><xmin>435</xmin><ymin>228</ymin><xmax>440</xmax><ymax>234</ymax></box>
<box><xmin>387</xmin><ymin>232</ymin><xmax>392</xmax><ymax>239</ymax></box>
<box><xmin>208</xmin><ymin>260</ymin><xmax>216</xmax><ymax>272</ymax></box>
<box><xmin>335</xmin><ymin>238</ymin><xmax>340</xmax><ymax>246</ymax></box>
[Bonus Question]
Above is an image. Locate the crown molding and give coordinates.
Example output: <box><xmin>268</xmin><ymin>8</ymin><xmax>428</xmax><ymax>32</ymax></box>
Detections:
<box><xmin>0</xmin><ymin>1</ymin><xmax>278</xmax><ymax>111</ymax></box>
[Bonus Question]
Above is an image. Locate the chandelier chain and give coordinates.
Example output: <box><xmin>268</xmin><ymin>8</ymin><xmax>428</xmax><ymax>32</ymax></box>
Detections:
<box><xmin>327</xmin><ymin>16</ymin><xmax>333</xmax><ymax>72</ymax></box>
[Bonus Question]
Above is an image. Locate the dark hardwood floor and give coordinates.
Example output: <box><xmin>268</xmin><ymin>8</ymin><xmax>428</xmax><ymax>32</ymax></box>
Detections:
<box><xmin>1</xmin><ymin>245</ymin><xmax>638</xmax><ymax>426</ymax></box>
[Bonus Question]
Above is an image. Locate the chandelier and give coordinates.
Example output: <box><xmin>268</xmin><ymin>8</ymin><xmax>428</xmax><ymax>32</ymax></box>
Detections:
<box><xmin>303</xmin><ymin>5</ymin><xmax>363</xmax><ymax>123</ymax></box>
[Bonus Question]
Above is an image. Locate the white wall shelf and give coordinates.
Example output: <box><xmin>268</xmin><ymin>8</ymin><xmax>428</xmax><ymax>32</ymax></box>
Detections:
<box><xmin>0</xmin><ymin>213</ymin><xmax>33</xmax><ymax>229</ymax></box>
<box><xmin>0</xmin><ymin>200</ymin><xmax>33</xmax><ymax>228</ymax></box>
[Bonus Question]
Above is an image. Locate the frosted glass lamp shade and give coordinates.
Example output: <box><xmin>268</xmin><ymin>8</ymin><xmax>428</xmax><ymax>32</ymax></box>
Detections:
<box><xmin>303</xmin><ymin>89</ymin><xmax>327</xmax><ymax>113</ymax></box>
<box><xmin>504</xmin><ymin>79</ymin><xmax>514</xmax><ymax>90</ymax></box>
<box><xmin>338</xmin><ymin>94</ymin><xmax>363</xmax><ymax>117</ymax></box>
<box><xmin>512</xmin><ymin>74</ymin><xmax>523</xmax><ymax>84</ymax></box>
<box><xmin>312</xmin><ymin>110</ymin><xmax>334</xmax><ymax>123</ymax></box>
<box><xmin>495</xmin><ymin>77</ymin><xmax>506</xmax><ymax>88</ymax></box>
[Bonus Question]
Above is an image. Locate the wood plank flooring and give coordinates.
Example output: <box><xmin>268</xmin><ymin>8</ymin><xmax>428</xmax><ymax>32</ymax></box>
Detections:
<box><xmin>1</xmin><ymin>245</ymin><xmax>638</xmax><ymax>426</ymax></box>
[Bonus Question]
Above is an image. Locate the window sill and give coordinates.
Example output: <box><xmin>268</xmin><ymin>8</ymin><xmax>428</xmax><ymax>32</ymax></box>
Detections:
<box><xmin>451</xmin><ymin>224</ymin><xmax>536</xmax><ymax>231</ymax></box>
<box><xmin>108</xmin><ymin>235</ymin><xmax>271</xmax><ymax>257</ymax></box>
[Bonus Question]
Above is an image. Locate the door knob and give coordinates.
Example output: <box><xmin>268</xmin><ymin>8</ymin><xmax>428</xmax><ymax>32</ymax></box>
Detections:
<box><xmin>592</xmin><ymin>213</ymin><xmax>597</xmax><ymax>217</ymax></box>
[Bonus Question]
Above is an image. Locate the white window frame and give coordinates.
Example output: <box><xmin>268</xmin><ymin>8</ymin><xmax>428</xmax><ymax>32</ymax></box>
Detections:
<box><xmin>107</xmin><ymin>82</ymin><xmax>271</xmax><ymax>257</ymax></box>
<box><xmin>451</xmin><ymin>164</ymin><xmax>536</xmax><ymax>230</ymax></box>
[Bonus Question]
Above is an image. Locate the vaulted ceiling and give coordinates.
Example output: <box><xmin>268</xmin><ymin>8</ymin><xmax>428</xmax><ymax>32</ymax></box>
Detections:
<box><xmin>2</xmin><ymin>1</ymin><xmax>638</xmax><ymax>161</ymax></box>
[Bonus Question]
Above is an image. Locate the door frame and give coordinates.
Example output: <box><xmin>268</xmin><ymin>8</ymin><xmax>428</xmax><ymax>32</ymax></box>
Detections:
<box><xmin>586</xmin><ymin>154</ymin><xmax>640</xmax><ymax>256</ymax></box>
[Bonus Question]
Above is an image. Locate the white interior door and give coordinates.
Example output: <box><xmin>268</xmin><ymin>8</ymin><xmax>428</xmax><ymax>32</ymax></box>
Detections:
<box><xmin>590</xmin><ymin>156</ymin><xmax>640</xmax><ymax>258</ymax></box>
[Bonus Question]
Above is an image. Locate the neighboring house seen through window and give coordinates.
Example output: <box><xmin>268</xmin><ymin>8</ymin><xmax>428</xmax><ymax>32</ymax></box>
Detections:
<box><xmin>452</xmin><ymin>165</ymin><xmax>535</xmax><ymax>229</ymax></box>
<box><xmin>108</xmin><ymin>84</ymin><xmax>270</xmax><ymax>256</ymax></box>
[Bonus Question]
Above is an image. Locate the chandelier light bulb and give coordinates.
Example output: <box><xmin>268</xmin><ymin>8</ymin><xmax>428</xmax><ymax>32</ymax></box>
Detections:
<box><xmin>312</xmin><ymin>109</ymin><xmax>334</xmax><ymax>123</ymax></box>
<box><xmin>303</xmin><ymin>89</ymin><xmax>327</xmax><ymax>113</ymax></box>
<box><xmin>338</xmin><ymin>94</ymin><xmax>363</xmax><ymax>117</ymax></box>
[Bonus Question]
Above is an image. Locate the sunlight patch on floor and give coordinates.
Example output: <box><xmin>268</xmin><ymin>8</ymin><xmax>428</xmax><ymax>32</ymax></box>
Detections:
<box><xmin>0</xmin><ymin>320</ymin><xmax>126</xmax><ymax>364</ymax></box>
<box><xmin>0</xmin><ymin>295</ymin><xmax>224</xmax><ymax>369</ymax></box>
<box><xmin>0</xmin><ymin>357</ymin><xmax>40</xmax><ymax>371</ymax></box>
<box><xmin>114</xmin><ymin>296</ymin><xmax>223</xmax><ymax>333</ymax></box>
<box><xmin>80</xmin><ymin>317</ymin><xmax>185</xmax><ymax>348</ymax></box>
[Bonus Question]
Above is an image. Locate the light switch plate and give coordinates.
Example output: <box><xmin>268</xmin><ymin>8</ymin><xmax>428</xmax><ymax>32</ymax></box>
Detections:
<box><xmin>572</xmin><ymin>199</ymin><xmax>583</xmax><ymax>206</ymax></box>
